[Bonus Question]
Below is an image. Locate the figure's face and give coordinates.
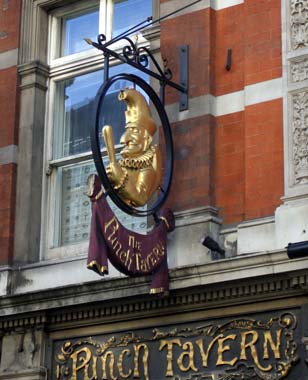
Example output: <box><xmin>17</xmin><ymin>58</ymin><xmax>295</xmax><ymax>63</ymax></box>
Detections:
<box><xmin>120</xmin><ymin>125</ymin><xmax>151</xmax><ymax>158</ymax></box>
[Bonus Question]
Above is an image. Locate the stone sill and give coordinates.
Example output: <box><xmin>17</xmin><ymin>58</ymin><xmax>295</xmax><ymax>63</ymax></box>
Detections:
<box><xmin>0</xmin><ymin>248</ymin><xmax>307</xmax><ymax>319</ymax></box>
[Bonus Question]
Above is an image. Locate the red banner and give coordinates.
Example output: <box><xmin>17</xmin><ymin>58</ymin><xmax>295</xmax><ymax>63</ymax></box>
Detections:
<box><xmin>87</xmin><ymin>175</ymin><xmax>174</xmax><ymax>295</ymax></box>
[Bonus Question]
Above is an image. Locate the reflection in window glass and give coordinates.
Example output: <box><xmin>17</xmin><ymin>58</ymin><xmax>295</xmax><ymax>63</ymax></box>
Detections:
<box><xmin>113</xmin><ymin>0</ymin><xmax>152</xmax><ymax>38</ymax></box>
<box><xmin>56</xmin><ymin>64</ymin><xmax>149</xmax><ymax>159</ymax></box>
<box><xmin>59</xmin><ymin>70</ymin><xmax>103</xmax><ymax>158</ymax></box>
<box><xmin>61</xmin><ymin>160</ymin><xmax>148</xmax><ymax>246</ymax></box>
<box><xmin>62</xmin><ymin>9</ymin><xmax>99</xmax><ymax>56</ymax></box>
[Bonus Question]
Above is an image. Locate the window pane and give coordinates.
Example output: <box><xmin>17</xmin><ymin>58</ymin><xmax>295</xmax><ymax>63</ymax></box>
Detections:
<box><xmin>61</xmin><ymin>162</ymin><xmax>94</xmax><ymax>245</ymax></box>
<box><xmin>113</xmin><ymin>0</ymin><xmax>152</xmax><ymax>38</ymax></box>
<box><xmin>62</xmin><ymin>9</ymin><xmax>99</xmax><ymax>56</ymax></box>
<box><xmin>61</xmin><ymin>160</ymin><xmax>148</xmax><ymax>246</ymax></box>
<box><xmin>55</xmin><ymin>64</ymin><xmax>149</xmax><ymax>159</ymax></box>
<box><xmin>56</xmin><ymin>70</ymin><xmax>102</xmax><ymax>158</ymax></box>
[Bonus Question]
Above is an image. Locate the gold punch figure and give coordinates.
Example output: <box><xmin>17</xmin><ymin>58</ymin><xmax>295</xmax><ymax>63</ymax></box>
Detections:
<box><xmin>103</xmin><ymin>88</ymin><xmax>163</xmax><ymax>207</ymax></box>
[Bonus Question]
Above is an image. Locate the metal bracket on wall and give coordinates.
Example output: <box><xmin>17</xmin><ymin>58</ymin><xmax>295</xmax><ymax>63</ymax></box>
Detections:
<box><xmin>85</xmin><ymin>36</ymin><xmax>189</xmax><ymax>111</ymax></box>
<box><xmin>180</xmin><ymin>45</ymin><xmax>189</xmax><ymax>111</ymax></box>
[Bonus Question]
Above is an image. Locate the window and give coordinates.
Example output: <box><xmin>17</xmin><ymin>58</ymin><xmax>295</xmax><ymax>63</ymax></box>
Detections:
<box><xmin>45</xmin><ymin>0</ymin><xmax>154</xmax><ymax>258</ymax></box>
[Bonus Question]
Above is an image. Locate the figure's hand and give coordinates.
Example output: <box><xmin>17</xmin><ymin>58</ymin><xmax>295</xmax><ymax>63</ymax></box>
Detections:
<box><xmin>106</xmin><ymin>162</ymin><xmax>125</xmax><ymax>186</ymax></box>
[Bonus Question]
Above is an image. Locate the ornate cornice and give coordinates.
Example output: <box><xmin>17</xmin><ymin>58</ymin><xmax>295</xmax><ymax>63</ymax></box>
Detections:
<box><xmin>1</xmin><ymin>257</ymin><xmax>308</xmax><ymax>332</ymax></box>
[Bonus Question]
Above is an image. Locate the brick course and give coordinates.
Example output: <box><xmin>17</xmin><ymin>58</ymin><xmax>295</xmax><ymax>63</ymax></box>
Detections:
<box><xmin>0</xmin><ymin>66</ymin><xmax>19</xmax><ymax>147</ymax></box>
<box><xmin>0</xmin><ymin>164</ymin><xmax>17</xmax><ymax>264</ymax></box>
<box><xmin>166</xmin><ymin>115</ymin><xmax>213</xmax><ymax>211</ymax></box>
<box><xmin>0</xmin><ymin>0</ymin><xmax>21</xmax><ymax>53</ymax></box>
<box><xmin>161</xmin><ymin>8</ymin><xmax>211</xmax><ymax>105</ymax></box>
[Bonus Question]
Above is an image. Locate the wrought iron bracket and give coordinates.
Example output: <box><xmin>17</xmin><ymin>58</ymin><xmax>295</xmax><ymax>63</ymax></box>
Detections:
<box><xmin>180</xmin><ymin>45</ymin><xmax>189</xmax><ymax>111</ymax></box>
<box><xmin>85</xmin><ymin>35</ymin><xmax>189</xmax><ymax>111</ymax></box>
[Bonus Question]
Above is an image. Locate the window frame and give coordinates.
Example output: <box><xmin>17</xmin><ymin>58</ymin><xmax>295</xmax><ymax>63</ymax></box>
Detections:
<box><xmin>42</xmin><ymin>0</ymin><xmax>158</xmax><ymax>260</ymax></box>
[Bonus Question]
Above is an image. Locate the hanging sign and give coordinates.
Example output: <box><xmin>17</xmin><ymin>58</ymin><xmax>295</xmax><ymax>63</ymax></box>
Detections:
<box><xmin>87</xmin><ymin>74</ymin><xmax>174</xmax><ymax>295</ymax></box>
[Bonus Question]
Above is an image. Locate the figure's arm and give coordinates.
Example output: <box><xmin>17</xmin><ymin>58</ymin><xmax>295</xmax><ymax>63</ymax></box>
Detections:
<box><xmin>103</xmin><ymin>125</ymin><xmax>126</xmax><ymax>187</ymax></box>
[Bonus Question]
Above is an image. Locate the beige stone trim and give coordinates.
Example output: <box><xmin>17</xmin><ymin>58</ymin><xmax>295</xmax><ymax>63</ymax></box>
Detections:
<box><xmin>0</xmin><ymin>145</ymin><xmax>18</xmax><ymax>165</ymax></box>
<box><xmin>0</xmin><ymin>49</ymin><xmax>18</xmax><ymax>70</ymax></box>
<box><xmin>161</xmin><ymin>0</ymin><xmax>244</xmax><ymax>20</ymax></box>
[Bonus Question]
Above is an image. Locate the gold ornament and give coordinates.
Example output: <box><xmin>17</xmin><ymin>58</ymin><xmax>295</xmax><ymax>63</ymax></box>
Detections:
<box><xmin>103</xmin><ymin>88</ymin><xmax>163</xmax><ymax>207</ymax></box>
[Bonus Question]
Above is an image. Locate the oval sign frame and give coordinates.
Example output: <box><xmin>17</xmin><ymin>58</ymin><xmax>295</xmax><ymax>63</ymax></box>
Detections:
<box><xmin>91</xmin><ymin>73</ymin><xmax>174</xmax><ymax>217</ymax></box>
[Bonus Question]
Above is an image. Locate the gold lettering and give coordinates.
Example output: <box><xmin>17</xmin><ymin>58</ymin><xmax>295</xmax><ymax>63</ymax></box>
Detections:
<box><xmin>240</xmin><ymin>331</ymin><xmax>271</xmax><ymax>371</ymax></box>
<box><xmin>133</xmin><ymin>343</ymin><xmax>149</xmax><ymax>380</ymax></box>
<box><xmin>118</xmin><ymin>349</ymin><xmax>132</xmax><ymax>379</ymax></box>
<box><xmin>140</xmin><ymin>259</ymin><xmax>149</xmax><ymax>272</ymax></box>
<box><xmin>128</xmin><ymin>235</ymin><xmax>135</xmax><ymax>247</ymax></box>
<box><xmin>146</xmin><ymin>252</ymin><xmax>157</xmax><ymax>269</ymax></box>
<box><xmin>70</xmin><ymin>347</ymin><xmax>94</xmax><ymax>380</ymax></box>
<box><xmin>104</xmin><ymin>216</ymin><xmax>119</xmax><ymax>237</ymax></box>
<box><xmin>101</xmin><ymin>351</ymin><xmax>117</xmax><ymax>380</ymax></box>
<box><xmin>216</xmin><ymin>334</ymin><xmax>238</xmax><ymax>366</ymax></box>
<box><xmin>88</xmin><ymin>356</ymin><xmax>97</xmax><ymax>380</ymax></box>
<box><xmin>196</xmin><ymin>335</ymin><xmax>222</xmax><ymax>368</ymax></box>
<box><xmin>125</xmin><ymin>253</ymin><xmax>133</xmax><ymax>271</ymax></box>
<box><xmin>263</xmin><ymin>329</ymin><xmax>282</xmax><ymax>359</ymax></box>
<box><xmin>56</xmin><ymin>365</ymin><xmax>60</xmax><ymax>380</ymax></box>
<box><xmin>177</xmin><ymin>341</ymin><xmax>198</xmax><ymax>372</ymax></box>
<box><xmin>159</xmin><ymin>339</ymin><xmax>182</xmax><ymax>377</ymax></box>
<box><xmin>112</xmin><ymin>239</ymin><xmax>122</xmax><ymax>255</ymax></box>
<box><xmin>153</xmin><ymin>246</ymin><xmax>164</xmax><ymax>259</ymax></box>
<box><xmin>135</xmin><ymin>253</ymin><xmax>141</xmax><ymax>271</ymax></box>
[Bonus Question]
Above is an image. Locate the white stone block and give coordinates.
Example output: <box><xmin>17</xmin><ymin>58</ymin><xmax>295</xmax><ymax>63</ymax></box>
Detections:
<box><xmin>275</xmin><ymin>198</ymin><xmax>308</xmax><ymax>249</ymax></box>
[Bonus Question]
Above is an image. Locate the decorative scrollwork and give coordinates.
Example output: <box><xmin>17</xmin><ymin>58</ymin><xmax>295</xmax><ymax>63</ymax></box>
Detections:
<box><xmin>93</xmin><ymin>33</ymin><xmax>174</xmax><ymax>84</ymax></box>
<box><xmin>292</xmin><ymin>91</ymin><xmax>308</xmax><ymax>184</ymax></box>
<box><xmin>290</xmin><ymin>0</ymin><xmax>308</xmax><ymax>50</ymax></box>
<box><xmin>97</xmin><ymin>33</ymin><xmax>106</xmax><ymax>45</ymax></box>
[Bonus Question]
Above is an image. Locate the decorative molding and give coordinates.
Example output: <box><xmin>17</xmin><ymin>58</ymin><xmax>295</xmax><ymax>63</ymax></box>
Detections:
<box><xmin>290</xmin><ymin>56</ymin><xmax>308</xmax><ymax>82</ymax></box>
<box><xmin>0</xmin><ymin>368</ymin><xmax>47</xmax><ymax>380</ymax></box>
<box><xmin>290</xmin><ymin>0</ymin><xmax>308</xmax><ymax>50</ymax></box>
<box><xmin>1</xmin><ymin>256</ymin><xmax>308</xmax><ymax>331</ymax></box>
<box><xmin>292</xmin><ymin>90</ymin><xmax>308</xmax><ymax>184</ymax></box>
<box><xmin>18</xmin><ymin>61</ymin><xmax>49</xmax><ymax>91</ymax></box>
<box><xmin>282</xmin><ymin>0</ymin><xmax>308</xmax><ymax>199</ymax></box>
<box><xmin>0</xmin><ymin>314</ymin><xmax>46</xmax><ymax>330</ymax></box>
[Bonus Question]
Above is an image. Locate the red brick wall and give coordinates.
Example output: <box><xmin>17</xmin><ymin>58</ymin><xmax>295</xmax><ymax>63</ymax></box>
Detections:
<box><xmin>167</xmin><ymin>115</ymin><xmax>213</xmax><ymax>211</ymax></box>
<box><xmin>0</xmin><ymin>0</ymin><xmax>21</xmax><ymax>53</ymax></box>
<box><xmin>244</xmin><ymin>0</ymin><xmax>282</xmax><ymax>85</ymax></box>
<box><xmin>0</xmin><ymin>0</ymin><xmax>21</xmax><ymax>264</ymax></box>
<box><xmin>244</xmin><ymin>99</ymin><xmax>283</xmax><ymax>219</ymax></box>
<box><xmin>160</xmin><ymin>1</ymin><xmax>283</xmax><ymax>224</ymax></box>
<box><xmin>161</xmin><ymin>8</ymin><xmax>211</xmax><ymax>105</ymax></box>
<box><xmin>210</xmin><ymin>4</ymin><xmax>245</xmax><ymax>96</ymax></box>
<box><xmin>0</xmin><ymin>164</ymin><xmax>17</xmax><ymax>265</ymax></box>
<box><xmin>0</xmin><ymin>67</ymin><xmax>19</xmax><ymax>147</ymax></box>
<box><xmin>213</xmin><ymin>112</ymin><xmax>245</xmax><ymax>223</ymax></box>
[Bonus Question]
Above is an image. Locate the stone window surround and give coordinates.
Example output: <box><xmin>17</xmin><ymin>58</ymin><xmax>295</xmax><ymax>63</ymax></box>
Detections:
<box><xmin>14</xmin><ymin>0</ymin><xmax>160</xmax><ymax>264</ymax></box>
